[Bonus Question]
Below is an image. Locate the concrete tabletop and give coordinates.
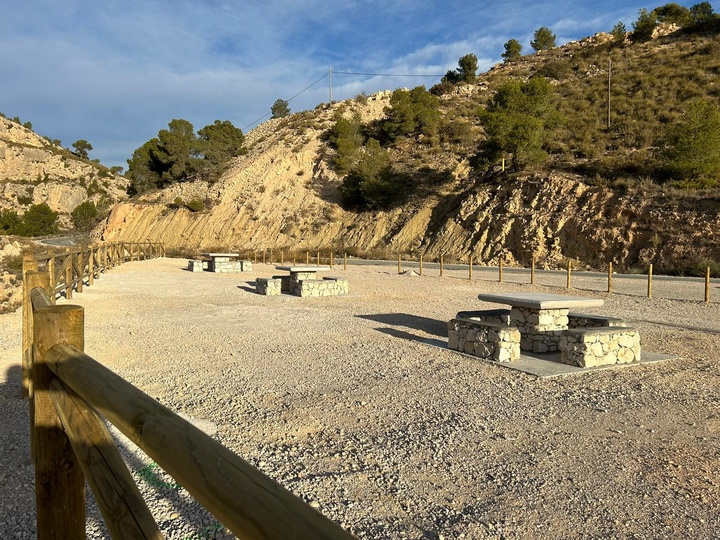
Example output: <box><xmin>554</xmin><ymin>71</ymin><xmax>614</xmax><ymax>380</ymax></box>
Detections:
<box><xmin>202</xmin><ymin>253</ymin><xmax>239</xmax><ymax>257</ymax></box>
<box><xmin>477</xmin><ymin>292</ymin><xmax>604</xmax><ymax>309</ymax></box>
<box><xmin>275</xmin><ymin>265</ymin><xmax>331</xmax><ymax>272</ymax></box>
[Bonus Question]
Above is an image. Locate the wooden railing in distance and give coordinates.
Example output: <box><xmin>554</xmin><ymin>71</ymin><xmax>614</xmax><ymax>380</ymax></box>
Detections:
<box><xmin>22</xmin><ymin>243</ymin><xmax>164</xmax><ymax>399</ymax></box>
<box><xmin>23</xmin><ymin>258</ymin><xmax>355</xmax><ymax>539</ymax></box>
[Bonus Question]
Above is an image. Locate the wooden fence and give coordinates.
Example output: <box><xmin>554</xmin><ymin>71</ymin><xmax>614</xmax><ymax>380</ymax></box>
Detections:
<box><xmin>22</xmin><ymin>245</ymin><xmax>354</xmax><ymax>539</ymax></box>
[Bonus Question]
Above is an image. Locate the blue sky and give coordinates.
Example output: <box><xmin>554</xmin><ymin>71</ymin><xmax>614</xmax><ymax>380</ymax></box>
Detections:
<box><xmin>1</xmin><ymin>0</ymin><xmax>714</xmax><ymax>169</ymax></box>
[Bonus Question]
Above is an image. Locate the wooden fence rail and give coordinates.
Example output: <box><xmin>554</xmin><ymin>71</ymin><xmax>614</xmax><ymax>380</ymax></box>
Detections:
<box><xmin>22</xmin><ymin>247</ymin><xmax>354</xmax><ymax>539</ymax></box>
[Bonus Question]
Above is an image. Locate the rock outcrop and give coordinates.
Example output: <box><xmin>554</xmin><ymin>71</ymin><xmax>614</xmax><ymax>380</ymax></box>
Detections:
<box><xmin>95</xmin><ymin>95</ymin><xmax>720</xmax><ymax>272</ymax></box>
<box><xmin>0</xmin><ymin>117</ymin><xmax>128</xmax><ymax>226</ymax></box>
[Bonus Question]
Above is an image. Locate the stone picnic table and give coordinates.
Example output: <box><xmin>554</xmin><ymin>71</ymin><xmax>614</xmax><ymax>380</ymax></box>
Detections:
<box><xmin>255</xmin><ymin>265</ymin><xmax>348</xmax><ymax>297</ymax></box>
<box><xmin>476</xmin><ymin>292</ymin><xmax>604</xmax><ymax>353</ymax></box>
<box><xmin>188</xmin><ymin>253</ymin><xmax>251</xmax><ymax>273</ymax></box>
<box><xmin>448</xmin><ymin>291</ymin><xmax>641</xmax><ymax>369</ymax></box>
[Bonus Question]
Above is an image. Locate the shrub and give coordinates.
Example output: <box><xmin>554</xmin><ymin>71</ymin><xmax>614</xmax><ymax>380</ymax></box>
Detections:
<box><xmin>71</xmin><ymin>201</ymin><xmax>99</xmax><ymax>232</ymax></box>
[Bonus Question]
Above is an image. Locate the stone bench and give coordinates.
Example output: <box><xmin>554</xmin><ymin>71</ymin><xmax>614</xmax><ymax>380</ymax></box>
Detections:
<box><xmin>255</xmin><ymin>277</ymin><xmax>281</xmax><ymax>296</ymax></box>
<box><xmin>456</xmin><ymin>309</ymin><xmax>511</xmax><ymax>325</ymax></box>
<box><xmin>447</xmin><ymin>318</ymin><xmax>521</xmax><ymax>362</ymax></box>
<box><xmin>568</xmin><ymin>312</ymin><xmax>627</xmax><ymax>328</ymax></box>
<box><xmin>559</xmin><ymin>327</ymin><xmax>641</xmax><ymax>368</ymax></box>
<box><xmin>187</xmin><ymin>259</ymin><xmax>205</xmax><ymax>272</ymax></box>
<box><xmin>298</xmin><ymin>277</ymin><xmax>348</xmax><ymax>297</ymax></box>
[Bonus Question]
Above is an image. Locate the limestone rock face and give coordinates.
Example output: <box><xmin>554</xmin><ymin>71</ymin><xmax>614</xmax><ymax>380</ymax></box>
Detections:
<box><xmin>94</xmin><ymin>92</ymin><xmax>720</xmax><ymax>271</ymax></box>
<box><xmin>0</xmin><ymin>117</ymin><xmax>128</xmax><ymax>220</ymax></box>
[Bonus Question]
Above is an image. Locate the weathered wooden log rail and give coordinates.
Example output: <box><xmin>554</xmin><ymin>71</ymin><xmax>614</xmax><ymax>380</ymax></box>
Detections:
<box><xmin>33</xmin><ymin>242</ymin><xmax>165</xmax><ymax>300</ymax></box>
<box><xmin>21</xmin><ymin>248</ymin><xmax>354</xmax><ymax>539</ymax></box>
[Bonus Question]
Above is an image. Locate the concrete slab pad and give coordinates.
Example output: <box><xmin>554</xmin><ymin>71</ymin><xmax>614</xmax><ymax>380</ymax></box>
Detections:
<box><xmin>424</xmin><ymin>338</ymin><xmax>677</xmax><ymax>378</ymax></box>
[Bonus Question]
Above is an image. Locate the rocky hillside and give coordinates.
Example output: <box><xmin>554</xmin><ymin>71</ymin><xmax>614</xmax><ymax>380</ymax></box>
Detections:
<box><xmin>89</xmin><ymin>25</ymin><xmax>719</xmax><ymax>273</ymax></box>
<box><xmin>0</xmin><ymin>117</ymin><xmax>127</xmax><ymax>229</ymax></box>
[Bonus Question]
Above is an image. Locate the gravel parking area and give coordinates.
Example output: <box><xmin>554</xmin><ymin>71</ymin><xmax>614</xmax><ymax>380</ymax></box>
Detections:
<box><xmin>1</xmin><ymin>258</ymin><xmax>719</xmax><ymax>539</ymax></box>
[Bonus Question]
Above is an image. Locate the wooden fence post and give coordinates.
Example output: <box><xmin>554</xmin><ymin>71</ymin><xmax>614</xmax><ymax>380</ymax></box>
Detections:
<box><xmin>317</xmin><ymin>251</ymin><xmax>320</xmax><ymax>266</ymax></box>
<box><xmin>344</xmin><ymin>252</ymin><xmax>347</xmax><ymax>271</ymax></box>
<box><xmin>566</xmin><ymin>260</ymin><xmax>572</xmax><ymax>289</ymax></box>
<box><xmin>280</xmin><ymin>251</ymin><xmax>284</xmax><ymax>264</ymax></box>
<box><xmin>76</xmin><ymin>250</ymin><xmax>84</xmax><ymax>294</ymax></box>
<box><xmin>65</xmin><ymin>249</ymin><xmax>73</xmax><ymax>300</ymax></box>
<box><xmin>33</xmin><ymin>303</ymin><xmax>86</xmax><ymax>538</ymax></box>
<box><xmin>647</xmin><ymin>264</ymin><xmax>653</xmax><ymax>298</ymax></box>
<box><xmin>22</xmin><ymin>252</ymin><xmax>39</xmax><ymax>398</ymax></box>
<box><xmin>88</xmin><ymin>246</ymin><xmax>94</xmax><ymax>287</ymax></box>
<box><xmin>262</xmin><ymin>250</ymin><xmax>266</xmax><ymax>264</ymax></box>
<box><xmin>419</xmin><ymin>253</ymin><xmax>423</xmax><ymax>276</ymax></box>
<box><xmin>306</xmin><ymin>251</ymin><xmax>309</xmax><ymax>265</ymax></box>
<box><xmin>397</xmin><ymin>254</ymin><xmax>401</xmax><ymax>274</ymax></box>
<box><xmin>531</xmin><ymin>257</ymin><xmax>535</xmax><ymax>285</ymax></box>
<box><xmin>47</xmin><ymin>253</ymin><xmax>56</xmax><ymax>302</ymax></box>
<box><xmin>330</xmin><ymin>251</ymin><xmax>334</xmax><ymax>269</ymax></box>
<box><xmin>468</xmin><ymin>255</ymin><xmax>473</xmax><ymax>280</ymax></box>
<box><xmin>608</xmin><ymin>262</ymin><xmax>613</xmax><ymax>294</ymax></box>
<box><xmin>498</xmin><ymin>259</ymin><xmax>503</xmax><ymax>283</ymax></box>
<box><xmin>440</xmin><ymin>254</ymin><xmax>444</xmax><ymax>277</ymax></box>
<box><xmin>706</xmin><ymin>267</ymin><xmax>711</xmax><ymax>304</ymax></box>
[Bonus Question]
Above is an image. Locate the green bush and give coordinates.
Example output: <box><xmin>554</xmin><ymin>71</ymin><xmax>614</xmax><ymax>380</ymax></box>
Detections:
<box><xmin>71</xmin><ymin>201</ymin><xmax>99</xmax><ymax>232</ymax></box>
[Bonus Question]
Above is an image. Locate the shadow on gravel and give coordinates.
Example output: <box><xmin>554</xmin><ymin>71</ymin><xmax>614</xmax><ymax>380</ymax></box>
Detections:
<box><xmin>375</xmin><ymin>327</ymin><xmax>446</xmax><ymax>348</ymax></box>
<box><xmin>237</xmin><ymin>282</ymin><xmax>258</xmax><ymax>294</ymax></box>
<box><xmin>632</xmin><ymin>318</ymin><xmax>720</xmax><ymax>335</ymax></box>
<box><xmin>357</xmin><ymin>313</ymin><xmax>447</xmax><ymax>337</ymax></box>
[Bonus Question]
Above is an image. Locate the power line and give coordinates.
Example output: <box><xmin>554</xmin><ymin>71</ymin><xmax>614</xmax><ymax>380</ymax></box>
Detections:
<box><xmin>242</xmin><ymin>72</ymin><xmax>330</xmax><ymax>131</ymax></box>
<box><xmin>333</xmin><ymin>70</ymin><xmax>446</xmax><ymax>77</ymax></box>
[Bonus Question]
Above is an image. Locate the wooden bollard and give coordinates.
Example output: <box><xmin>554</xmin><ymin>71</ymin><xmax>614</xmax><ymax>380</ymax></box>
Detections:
<box><xmin>397</xmin><ymin>254</ymin><xmax>401</xmax><ymax>274</ymax></box>
<box><xmin>647</xmin><ymin>263</ymin><xmax>653</xmax><ymax>298</ymax></box>
<box><xmin>608</xmin><ymin>262</ymin><xmax>613</xmax><ymax>294</ymax></box>
<box><xmin>706</xmin><ymin>266</ymin><xmax>711</xmax><ymax>304</ymax></box>
<box><xmin>498</xmin><ymin>259</ymin><xmax>503</xmax><ymax>283</ymax></box>
<box><xmin>531</xmin><ymin>257</ymin><xmax>535</xmax><ymax>285</ymax></box>
<box><xmin>566</xmin><ymin>260</ymin><xmax>572</xmax><ymax>289</ymax></box>
<box><xmin>280</xmin><ymin>251</ymin><xmax>284</xmax><ymax>264</ymax></box>
<box><xmin>306</xmin><ymin>251</ymin><xmax>309</xmax><ymax>264</ymax></box>
<box><xmin>330</xmin><ymin>251</ymin><xmax>334</xmax><ymax>269</ymax></box>
<box><xmin>419</xmin><ymin>253</ymin><xmax>423</xmax><ymax>276</ymax></box>
<box><xmin>33</xmin><ymin>303</ymin><xmax>86</xmax><ymax>538</ymax></box>
<box><xmin>262</xmin><ymin>250</ymin><xmax>266</xmax><ymax>264</ymax></box>
<box><xmin>253</xmin><ymin>250</ymin><xmax>257</xmax><ymax>263</ymax></box>
<box><xmin>344</xmin><ymin>252</ymin><xmax>347</xmax><ymax>271</ymax></box>
<box><xmin>269</xmin><ymin>248</ymin><xmax>273</xmax><ymax>264</ymax></box>
<box><xmin>468</xmin><ymin>255</ymin><xmax>473</xmax><ymax>280</ymax></box>
<box><xmin>440</xmin><ymin>254</ymin><xmax>444</xmax><ymax>277</ymax></box>
<box><xmin>317</xmin><ymin>251</ymin><xmax>320</xmax><ymax>266</ymax></box>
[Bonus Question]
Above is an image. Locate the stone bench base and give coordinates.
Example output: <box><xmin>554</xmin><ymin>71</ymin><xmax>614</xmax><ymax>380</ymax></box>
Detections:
<box><xmin>298</xmin><ymin>277</ymin><xmax>349</xmax><ymax>297</ymax></box>
<box><xmin>256</xmin><ymin>277</ymin><xmax>281</xmax><ymax>296</ymax></box>
<box><xmin>456</xmin><ymin>309</ymin><xmax>511</xmax><ymax>325</ymax></box>
<box><xmin>560</xmin><ymin>327</ymin><xmax>641</xmax><ymax>368</ymax></box>
<box><xmin>211</xmin><ymin>259</ymin><xmax>252</xmax><ymax>273</ymax></box>
<box><xmin>568</xmin><ymin>312</ymin><xmax>627</xmax><ymax>328</ymax></box>
<box><xmin>447</xmin><ymin>319</ymin><xmax>521</xmax><ymax>362</ymax></box>
<box><xmin>188</xmin><ymin>260</ymin><xmax>205</xmax><ymax>272</ymax></box>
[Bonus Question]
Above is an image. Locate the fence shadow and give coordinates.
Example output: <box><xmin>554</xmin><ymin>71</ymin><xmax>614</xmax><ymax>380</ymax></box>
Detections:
<box><xmin>357</xmin><ymin>313</ymin><xmax>447</xmax><ymax>338</ymax></box>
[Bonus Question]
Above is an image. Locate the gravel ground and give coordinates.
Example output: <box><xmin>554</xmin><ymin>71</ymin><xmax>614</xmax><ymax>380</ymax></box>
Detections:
<box><xmin>1</xmin><ymin>258</ymin><xmax>719</xmax><ymax>539</ymax></box>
